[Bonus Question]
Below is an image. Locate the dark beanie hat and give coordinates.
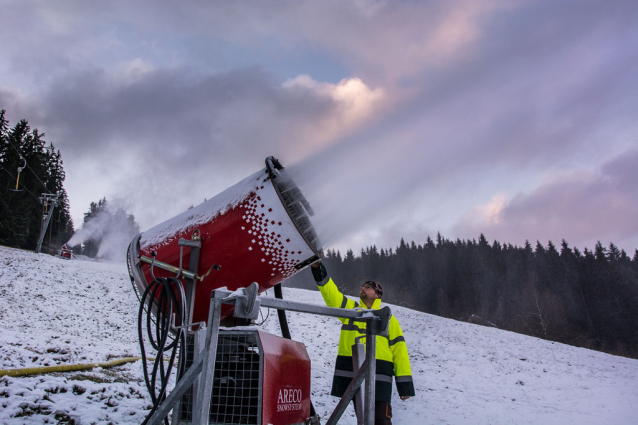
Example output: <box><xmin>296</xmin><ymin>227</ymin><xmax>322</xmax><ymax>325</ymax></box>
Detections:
<box><xmin>364</xmin><ymin>280</ymin><xmax>383</xmax><ymax>298</ymax></box>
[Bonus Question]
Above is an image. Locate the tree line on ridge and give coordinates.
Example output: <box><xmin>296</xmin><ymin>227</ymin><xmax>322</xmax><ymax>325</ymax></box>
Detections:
<box><xmin>285</xmin><ymin>234</ymin><xmax>638</xmax><ymax>359</ymax></box>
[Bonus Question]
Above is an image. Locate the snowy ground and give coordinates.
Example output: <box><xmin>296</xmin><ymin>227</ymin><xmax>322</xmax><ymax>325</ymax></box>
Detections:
<box><xmin>1</xmin><ymin>245</ymin><xmax>637</xmax><ymax>424</ymax></box>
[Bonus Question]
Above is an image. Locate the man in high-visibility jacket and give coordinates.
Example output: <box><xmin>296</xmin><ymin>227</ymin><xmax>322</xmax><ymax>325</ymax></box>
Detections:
<box><xmin>311</xmin><ymin>262</ymin><xmax>415</xmax><ymax>425</ymax></box>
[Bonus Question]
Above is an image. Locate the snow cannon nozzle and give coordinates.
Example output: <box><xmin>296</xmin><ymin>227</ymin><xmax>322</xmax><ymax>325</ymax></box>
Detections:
<box><xmin>265</xmin><ymin>155</ymin><xmax>284</xmax><ymax>179</ymax></box>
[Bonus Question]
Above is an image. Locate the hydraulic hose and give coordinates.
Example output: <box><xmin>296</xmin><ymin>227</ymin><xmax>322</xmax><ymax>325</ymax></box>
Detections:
<box><xmin>138</xmin><ymin>276</ymin><xmax>187</xmax><ymax>425</ymax></box>
<box><xmin>274</xmin><ymin>283</ymin><xmax>292</xmax><ymax>339</ymax></box>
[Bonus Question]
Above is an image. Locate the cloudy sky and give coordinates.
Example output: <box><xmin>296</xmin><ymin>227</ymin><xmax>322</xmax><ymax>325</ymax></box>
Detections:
<box><xmin>1</xmin><ymin>0</ymin><xmax>637</xmax><ymax>254</ymax></box>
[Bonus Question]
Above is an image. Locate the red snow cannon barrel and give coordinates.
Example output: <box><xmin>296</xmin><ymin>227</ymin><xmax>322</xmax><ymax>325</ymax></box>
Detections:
<box><xmin>60</xmin><ymin>244</ymin><xmax>73</xmax><ymax>260</ymax></box>
<box><xmin>127</xmin><ymin>156</ymin><xmax>321</xmax><ymax>326</ymax></box>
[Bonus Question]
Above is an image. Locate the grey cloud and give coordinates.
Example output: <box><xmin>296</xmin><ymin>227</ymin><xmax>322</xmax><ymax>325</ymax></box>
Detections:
<box><xmin>10</xmin><ymin>65</ymin><xmax>336</xmax><ymax>161</ymax></box>
<box><xmin>0</xmin><ymin>64</ymin><xmax>347</xmax><ymax>229</ymax></box>
<box><xmin>601</xmin><ymin>152</ymin><xmax>638</xmax><ymax>195</ymax></box>
<box><xmin>286</xmin><ymin>9</ymin><xmax>638</xmax><ymax>249</ymax></box>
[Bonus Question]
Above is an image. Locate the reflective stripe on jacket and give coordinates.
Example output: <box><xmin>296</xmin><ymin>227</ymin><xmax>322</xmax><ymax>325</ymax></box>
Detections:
<box><xmin>317</xmin><ymin>275</ymin><xmax>415</xmax><ymax>401</ymax></box>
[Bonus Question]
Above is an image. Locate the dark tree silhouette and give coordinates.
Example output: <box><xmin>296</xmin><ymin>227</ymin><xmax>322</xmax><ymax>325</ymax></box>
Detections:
<box><xmin>0</xmin><ymin>110</ymin><xmax>73</xmax><ymax>251</ymax></box>
<box><xmin>284</xmin><ymin>234</ymin><xmax>638</xmax><ymax>359</ymax></box>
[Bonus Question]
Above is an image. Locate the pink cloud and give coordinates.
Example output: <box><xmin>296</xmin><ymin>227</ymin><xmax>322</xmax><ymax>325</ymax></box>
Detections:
<box><xmin>454</xmin><ymin>150</ymin><xmax>638</xmax><ymax>252</ymax></box>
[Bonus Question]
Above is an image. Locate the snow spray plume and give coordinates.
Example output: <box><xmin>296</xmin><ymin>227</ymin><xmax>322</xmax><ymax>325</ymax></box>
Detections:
<box><xmin>67</xmin><ymin>208</ymin><xmax>139</xmax><ymax>262</ymax></box>
<box><xmin>286</xmin><ymin>144</ymin><xmax>434</xmax><ymax>252</ymax></box>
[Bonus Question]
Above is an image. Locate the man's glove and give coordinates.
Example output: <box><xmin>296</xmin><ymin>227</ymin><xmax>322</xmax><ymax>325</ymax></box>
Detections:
<box><xmin>311</xmin><ymin>262</ymin><xmax>327</xmax><ymax>283</ymax></box>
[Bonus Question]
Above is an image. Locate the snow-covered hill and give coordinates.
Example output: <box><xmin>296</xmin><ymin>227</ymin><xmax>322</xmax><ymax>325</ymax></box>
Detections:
<box><xmin>1</xmin><ymin>245</ymin><xmax>637</xmax><ymax>424</ymax></box>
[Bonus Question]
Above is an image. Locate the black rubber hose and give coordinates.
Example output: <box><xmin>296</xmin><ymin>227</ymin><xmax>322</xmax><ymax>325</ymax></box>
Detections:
<box><xmin>273</xmin><ymin>283</ymin><xmax>291</xmax><ymax>339</ymax></box>
<box><xmin>138</xmin><ymin>277</ymin><xmax>186</xmax><ymax>425</ymax></box>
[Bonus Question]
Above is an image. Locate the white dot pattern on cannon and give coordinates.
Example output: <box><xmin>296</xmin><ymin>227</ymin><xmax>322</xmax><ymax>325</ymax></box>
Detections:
<box><xmin>239</xmin><ymin>184</ymin><xmax>305</xmax><ymax>278</ymax></box>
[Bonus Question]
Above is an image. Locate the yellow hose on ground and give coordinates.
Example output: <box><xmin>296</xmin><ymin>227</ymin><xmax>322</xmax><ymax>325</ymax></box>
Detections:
<box><xmin>0</xmin><ymin>357</ymin><xmax>158</xmax><ymax>378</ymax></box>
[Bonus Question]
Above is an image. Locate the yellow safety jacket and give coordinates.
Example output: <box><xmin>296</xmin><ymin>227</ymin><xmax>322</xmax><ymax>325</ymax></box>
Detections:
<box><xmin>316</xmin><ymin>273</ymin><xmax>415</xmax><ymax>402</ymax></box>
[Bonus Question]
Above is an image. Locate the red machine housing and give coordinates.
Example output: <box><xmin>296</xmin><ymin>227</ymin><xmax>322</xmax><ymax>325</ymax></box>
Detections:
<box><xmin>180</xmin><ymin>329</ymin><xmax>311</xmax><ymax>425</ymax></box>
<box><xmin>260</xmin><ymin>331</ymin><xmax>311</xmax><ymax>425</ymax></box>
<box><xmin>129</xmin><ymin>157</ymin><xmax>320</xmax><ymax>325</ymax></box>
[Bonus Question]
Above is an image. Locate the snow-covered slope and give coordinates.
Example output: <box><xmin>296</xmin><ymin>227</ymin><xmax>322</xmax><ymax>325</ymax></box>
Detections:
<box><xmin>1</xmin><ymin>245</ymin><xmax>637</xmax><ymax>424</ymax></box>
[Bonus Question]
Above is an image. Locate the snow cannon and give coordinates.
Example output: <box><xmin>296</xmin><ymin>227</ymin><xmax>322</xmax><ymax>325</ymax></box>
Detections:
<box><xmin>59</xmin><ymin>244</ymin><xmax>73</xmax><ymax>260</ymax></box>
<box><xmin>127</xmin><ymin>156</ymin><xmax>321</xmax><ymax>326</ymax></box>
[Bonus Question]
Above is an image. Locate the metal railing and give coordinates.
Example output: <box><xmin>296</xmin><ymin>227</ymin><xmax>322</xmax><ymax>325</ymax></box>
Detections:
<box><xmin>147</xmin><ymin>282</ymin><xmax>391</xmax><ymax>425</ymax></box>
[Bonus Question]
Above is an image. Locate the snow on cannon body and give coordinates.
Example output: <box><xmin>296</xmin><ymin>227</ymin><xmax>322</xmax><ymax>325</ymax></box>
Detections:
<box><xmin>127</xmin><ymin>157</ymin><xmax>321</xmax><ymax>425</ymax></box>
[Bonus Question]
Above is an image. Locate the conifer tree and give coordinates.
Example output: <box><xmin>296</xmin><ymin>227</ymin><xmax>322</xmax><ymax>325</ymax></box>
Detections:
<box><xmin>0</xmin><ymin>110</ymin><xmax>73</xmax><ymax>251</ymax></box>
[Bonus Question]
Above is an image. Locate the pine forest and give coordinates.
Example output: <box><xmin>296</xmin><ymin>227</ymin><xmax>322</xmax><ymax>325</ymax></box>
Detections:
<box><xmin>0</xmin><ymin>110</ymin><xmax>73</xmax><ymax>252</ymax></box>
<box><xmin>286</xmin><ymin>234</ymin><xmax>638</xmax><ymax>359</ymax></box>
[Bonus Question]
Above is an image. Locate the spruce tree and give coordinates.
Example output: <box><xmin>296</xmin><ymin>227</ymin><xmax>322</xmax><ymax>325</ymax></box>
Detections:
<box><xmin>0</xmin><ymin>114</ymin><xmax>72</xmax><ymax>250</ymax></box>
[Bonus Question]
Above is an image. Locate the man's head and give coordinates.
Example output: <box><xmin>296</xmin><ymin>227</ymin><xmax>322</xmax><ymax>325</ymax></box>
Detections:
<box><xmin>359</xmin><ymin>280</ymin><xmax>383</xmax><ymax>307</ymax></box>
